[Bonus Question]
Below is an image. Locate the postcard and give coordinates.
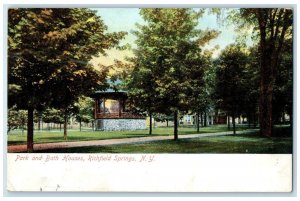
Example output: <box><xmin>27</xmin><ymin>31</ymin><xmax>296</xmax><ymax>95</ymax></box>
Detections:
<box><xmin>6</xmin><ymin>6</ymin><xmax>293</xmax><ymax>192</ymax></box>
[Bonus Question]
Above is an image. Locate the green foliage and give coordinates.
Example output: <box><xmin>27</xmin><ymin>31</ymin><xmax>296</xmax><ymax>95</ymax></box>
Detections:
<box><xmin>109</xmin><ymin>60</ymin><xmax>134</xmax><ymax>84</ymax></box>
<box><xmin>241</xmin><ymin>46</ymin><xmax>260</xmax><ymax>124</ymax></box>
<box><xmin>272</xmin><ymin>39</ymin><xmax>293</xmax><ymax>123</ymax></box>
<box><xmin>127</xmin><ymin>8</ymin><xmax>219</xmax><ymax>116</ymax></box>
<box><xmin>188</xmin><ymin>51</ymin><xmax>214</xmax><ymax>115</ymax></box>
<box><xmin>8</xmin><ymin>8</ymin><xmax>126</xmax><ymax>111</ymax></box>
<box><xmin>232</xmin><ymin>8</ymin><xmax>293</xmax><ymax>136</ymax></box>
<box><xmin>8</xmin><ymin>8</ymin><xmax>127</xmax><ymax>147</ymax></box>
<box><xmin>8</xmin><ymin>106</ymin><xmax>27</xmax><ymax>132</ymax></box>
<box><xmin>42</xmin><ymin>108</ymin><xmax>64</xmax><ymax>124</ymax></box>
<box><xmin>222</xmin><ymin>9</ymin><xmax>293</xmax><ymax>131</ymax></box>
<box><xmin>214</xmin><ymin>44</ymin><xmax>250</xmax><ymax>116</ymax></box>
<box><xmin>74</xmin><ymin>96</ymin><xmax>94</xmax><ymax>124</ymax></box>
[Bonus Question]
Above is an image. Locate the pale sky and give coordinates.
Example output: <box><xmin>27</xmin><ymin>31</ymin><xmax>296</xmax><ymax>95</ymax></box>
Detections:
<box><xmin>90</xmin><ymin>8</ymin><xmax>253</xmax><ymax>67</ymax></box>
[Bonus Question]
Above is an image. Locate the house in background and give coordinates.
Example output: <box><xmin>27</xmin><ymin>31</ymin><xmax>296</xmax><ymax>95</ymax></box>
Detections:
<box><xmin>181</xmin><ymin>114</ymin><xmax>194</xmax><ymax>125</ymax></box>
<box><xmin>213</xmin><ymin>111</ymin><xmax>227</xmax><ymax>124</ymax></box>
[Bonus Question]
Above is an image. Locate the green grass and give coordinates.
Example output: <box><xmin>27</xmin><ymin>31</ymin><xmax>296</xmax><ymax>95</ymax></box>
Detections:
<box><xmin>35</xmin><ymin>132</ymin><xmax>292</xmax><ymax>154</ymax></box>
<box><xmin>8</xmin><ymin>125</ymin><xmax>292</xmax><ymax>154</ymax></box>
<box><xmin>8</xmin><ymin>125</ymin><xmax>250</xmax><ymax>145</ymax></box>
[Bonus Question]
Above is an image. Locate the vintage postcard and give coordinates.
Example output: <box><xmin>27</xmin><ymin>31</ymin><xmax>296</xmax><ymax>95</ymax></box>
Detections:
<box><xmin>5</xmin><ymin>6</ymin><xmax>293</xmax><ymax>192</ymax></box>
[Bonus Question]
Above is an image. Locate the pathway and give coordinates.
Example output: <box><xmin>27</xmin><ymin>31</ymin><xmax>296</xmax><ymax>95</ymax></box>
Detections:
<box><xmin>7</xmin><ymin>129</ymin><xmax>258</xmax><ymax>153</ymax></box>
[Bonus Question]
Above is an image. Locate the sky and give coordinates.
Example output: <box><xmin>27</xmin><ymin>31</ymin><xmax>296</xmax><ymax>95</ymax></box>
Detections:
<box><xmin>90</xmin><ymin>8</ymin><xmax>253</xmax><ymax>67</ymax></box>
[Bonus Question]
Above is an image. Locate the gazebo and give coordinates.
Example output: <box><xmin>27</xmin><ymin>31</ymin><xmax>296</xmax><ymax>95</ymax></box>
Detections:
<box><xmin>91</xmin><ymin>89</ymin><xmax>146</xmax><ymax>131</ymax></box>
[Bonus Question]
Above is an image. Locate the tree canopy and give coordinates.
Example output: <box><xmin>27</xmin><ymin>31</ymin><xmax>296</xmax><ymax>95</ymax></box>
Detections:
<box><xmin>214</xmin><ymin>44</ymin><xmax>250</xmax><ymax>134</ymax></box>
<box><xmin>126</xmin><ymin>8</ymin><xmax>219</xmax><ymax>139</ymax></box>
<box><xmin>7</xmin><ymin>8</ymin><xmax>293</xmax><ymax>152</ymax></box>
<box><xmin>8</xmin><ymin>8</ymin><xmax>126</xmax><ymax>151</ymax></box>
<box><xmin>235</xmin><ymin>8</ymin><xmax>293</xmax><ymax>136</ymax></box>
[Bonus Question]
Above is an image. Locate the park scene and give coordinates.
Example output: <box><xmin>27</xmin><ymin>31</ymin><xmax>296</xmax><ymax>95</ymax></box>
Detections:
<box><xmin>7</xmin><ymin>8</ymin><xmax>293</xmax><ymax>153</ymax></box>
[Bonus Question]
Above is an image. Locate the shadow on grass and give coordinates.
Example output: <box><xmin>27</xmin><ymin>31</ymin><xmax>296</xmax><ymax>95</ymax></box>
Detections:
<box><xmin>33</xmin><ymin>132</ymin><xmax>292</xmax><ymax>154</ymax></box>
<box><xmin>272</xmin><ymin>126</ymin><xmax>292</xmax><ymax>137</ymax></box>
<box><xmin>7</xmin><ymin>141</ymin><xmax>26</xmax><ymax>145</ymax></box>
<box><xmin>8</xmin><ymin>125</ymin><xmax>292</xmax><ymax>153</ymax></box>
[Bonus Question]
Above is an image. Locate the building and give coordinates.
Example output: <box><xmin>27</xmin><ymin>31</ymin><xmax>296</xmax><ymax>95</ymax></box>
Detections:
<box><xmin>181</xmin><ymin>114</ymin><xmax>194</xmax><ymax>125</ymax></box>
<box><xmin>91</xmin><ymin>89</ymin><xmax>146</xmax><ymax>131</ymax></box>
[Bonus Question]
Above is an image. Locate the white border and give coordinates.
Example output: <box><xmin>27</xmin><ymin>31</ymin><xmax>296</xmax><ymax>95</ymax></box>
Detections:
<box><xmin>1</xmin><ymin>0</ymin><xmax>299</xmax><ymax>200</ymax></box>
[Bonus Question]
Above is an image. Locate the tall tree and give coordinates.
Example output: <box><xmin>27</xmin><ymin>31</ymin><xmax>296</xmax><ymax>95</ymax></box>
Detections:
<box><xmin>126</xmin><ymin>57</ymin><xmax>158</xmax><ymax>135</ymax></box>
<box><xmin>188</xmin><ymin>50</ymin><xmax>216</xmax><ymax>132</ymax></box>
<box><xmin>50</xmin><ymin>63</ymin><xmax>107</xmax><ymax>140</ymax></box>
<box><xmin>8</xmin><ymin>8</ymin><xmax>126</xmax><ymax>151</ymax></box>
<box><xmin>128</xmin><ymin>8</ymin><xmax>218</xmax><ymax>140</ymax></box>
<box><xmin>238</xmin><ymin>8</ymin><xmax>293</xmax><ymax>136</ymax></box>
<box><xmin>272</xmin><ymin>38</ymin><xmax>293</xmax><ymax>126</ymax></box>
<box><xmin>214</xmin><ymin>44</ymin><xmax>249</xmax><ymax>135</ymax></box>
<box><xmin>242</xmin><ymin>46</ymin><xmax>260</xmax><ymax>128</ymax></box>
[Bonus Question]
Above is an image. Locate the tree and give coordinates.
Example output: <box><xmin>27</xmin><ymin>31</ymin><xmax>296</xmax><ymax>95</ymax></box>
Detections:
<box><xmin>272</xmin><ymin>38</ymin><xmax>292</xmax><ymax>126</ymax></box>
<box><xmin>214</xmin><ymin>44</ymin><xmax>249</xmax><ymax>135</ymax></box>
<box><xmin>188</xmin><ymin>50</ymin><xmax>216</xmax><ymax>132</ymax></box>
<box><xmin>8</xmin><ymin>8</ymin><xmax>126</xmax><ymax>151</ymax></box>
<box><xmin>126</xmin><ymin>57</ymin><xmax>158</xmax><ymax>135</ymax></box>
<box><xmin>241</xmin><ymin>46</ymin><xmax>260</xmax><ymax>128</ymax></box>
<box><xmin>237</xmin><ymin>8</ymin><xmax>293</xmax><ymax>136</ymax></box>
<box><xmin>74</xmin><ymin>96</ymin><xmax>94</xmax><ymax>131</ymax></box>
<box><xmin>42</xmin><ymin>108</ymin><xmax>64</xmax><ymax>130</ymax></box>
<box><xmin>128</xmin><ymin>8</ymin><xmax>218</xmax><ymax>140</ymax></box>
<box><xmin>49</xmin><ymin>63</ymin><xmax>107</xmax><ymax>140</ymax></box>
<box><xmin>8</xmin><ymin>106</ymin><xmax>27</xmax><ymax>134</ymax></box>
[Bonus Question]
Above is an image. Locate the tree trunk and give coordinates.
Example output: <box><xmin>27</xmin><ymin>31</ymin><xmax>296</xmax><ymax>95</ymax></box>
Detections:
<box><xmin>38</xmin><ymin>113</ymin><xmax>41</xmax><ymax>131</ymax></box>
<box><xmin>247</xmin><ymin>113</ymin><xmax>251</xmax><ymax>128</ymax></box>
<box><xmin>197</xmin><ymin>112</ymin><xmax>200</xmax><ymax>133</ymax></box>
<box><xmin>59</xmin><ymin>123</ymin><xmax>62</xmax><ymax>132</ymax></box>
<box><xmin>27</xmin><ymin>107</ymin><xmax>34</xmax><ymax>152</ymax></box>
<box><xmin>257</xmin><ymin>11</ymin><xmax>278</xmax><ymax>137</ymax></box>
<box><xmin>204</xmin><ymin>112</ymin><xmax>207</xmax><ymax>127</ymax></box>
<box><xmin>253</xmin><ymin>112</ymin><xmax>257</xmax><ymax>128</ymax></box>
<box><xmin>174</xmin><ymin>110</ymin><xmax>178</xmax><ymax>140</ymax></box>
<box><xmin>79</xmin><ymin>118</ymin><xmax>82</xmax><ymax>132</ymax></box>
<box><xmin>232</xmin><ymin>113</ymin><xmax>236</xmax><ymax>135</ymax></box>
<box><xmin>227</xmin><ymin>114</ymin><xmax>231</xmax><ymax>130</ymax></box>
<box><xmin>281</xmin><ymin>112</ymin><xmax>285</xmax><ymax>124</ymax></box>
<box><xmin>64</xmin><ymin>113</ymin><xmax>68</xmax><ymax>140</ymax></box>
<box><xmin>149</xmin><ymin>112</ymin><xmax>152</xmax><ymax>135</ymax></box>
<box><xmin>200</xmin><ymin>113</ymin><xmax>203</xmax><ymax>127</ymax></box>
<box><xmin>166</xmin><ymin>119</ymin><xmax>169</xmax><ymax>127</ymax></box>
<box><xmin>259</xmin><ymin>61</ymin><xmax>273</xmax><ymax>137</ymax></box>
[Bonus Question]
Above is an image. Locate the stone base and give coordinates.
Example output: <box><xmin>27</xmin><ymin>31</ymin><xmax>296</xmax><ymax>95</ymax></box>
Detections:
<box><xmin>95</xmin><ymin>119</ymin><xmax>146</xmax><ymax>131</ymax></box>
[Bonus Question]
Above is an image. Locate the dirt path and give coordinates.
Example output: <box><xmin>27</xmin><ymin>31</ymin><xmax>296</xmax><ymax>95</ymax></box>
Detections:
<box><xmin>7</xmin><ymin>129</ymin><xmax>257</xmax><ymax>153</ymax></box>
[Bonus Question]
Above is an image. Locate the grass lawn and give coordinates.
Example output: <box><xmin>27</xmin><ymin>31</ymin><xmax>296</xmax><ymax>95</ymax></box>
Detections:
<box><xmin>8</xmin><ymin>125</ymin><xmax>250</xmax><ymax>145</ymax></box>
<box><xmin>35</xmin><ymin>132</ymin><xmax>292</xmax><ymax>154</ymax></box>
